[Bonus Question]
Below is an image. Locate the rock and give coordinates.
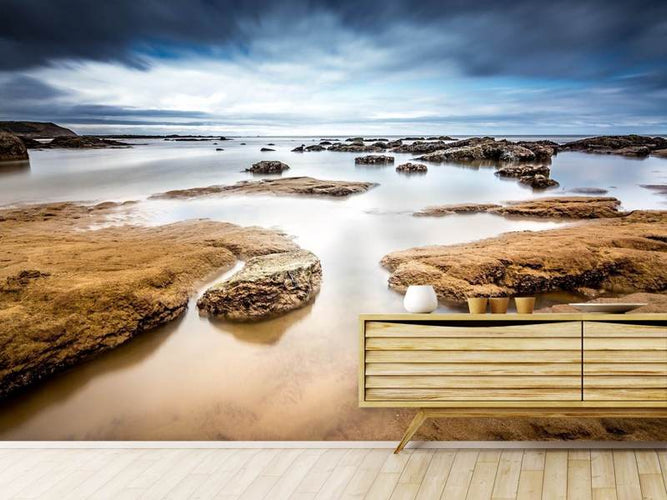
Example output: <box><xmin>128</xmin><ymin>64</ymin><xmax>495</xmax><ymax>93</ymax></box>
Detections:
<box><xmin>355</xmin><ymin>155</ymin><xmax>394</xmax><ymax>165</ymax></box>
<box><xmin>19</xmin><ymin>137</ymin><xmax>44</xmax><ymax>149</ymax></box>
<box><xmin>0</xmin><ymin>121</ymin><xmax>77</xmax><ymax>138</ymax></box>
<box><xmin>517</xmin><ymin>140</ymin><xmax>559</xmax><ymax>160</ymax></box>
<box><xmin>371</xmin><ymin>142</ymin><xmax>388</xmax><ymax>149</ymax></box>
<box><xmin>562</xmin><ymin>135</ymin><xmax>667</xmax><ymax>156</ymax></box>
<box><xmin>328</xmin><ymin>143</ymin><xmax>384</xmax><ymax>152</ymax></box>
<box><xmin>381</xmin><ymin>210</ymin><xmax>667</xmax><ymax>301</ymax></box>
<box><xmin>427</xmin><ymin>136</ymin><xmax>454</xmax><ymax>141</ymax></box>
<box><xmin>519</xmin><ymin>174</ymin><xmax>559</xmax><ymax>190</ymax></box>
<box><xmin>415</xmin><ymin>203</ymin><xmax>503</xmax><ymax>216</ymax></box>
<box><xmin>415</xmin><ymin>137</ymin><xmax>556</xmax><ymax>163</ymax></box>
<box><xmin>0</xmin><ymin>132</ymin><xmax>29</xmax><ymax>162</ymax></box>
<box><xmin>319</xmin><ymin>141</ymin><xmax>332</xmax><ymax>146</ymax></box>
<box><xmin>387</xmin><ymin>140</ymin><xmax>402</xmax><ymax>147</ymax></box>
<box><xmin>391</xmin><ymin>140</ymin><xmax>449</xmax><ymax>154</ymax></box>
<box><xmin>652</xmin><ymin>149</ymin><xmax>667</xmax><ymax>158</ymax></box>
<box><xmin>346</xmin><ymin>137</ymin><xmax>364</xmax><ymax>142</ymax></box>
<box><xmin>267</xmin><ymin>143</ymin><xmax>275</xmax><ymax>146</ymax></box>
<box><xmin>292</xmin><ymin>144</ymin><xmax>305</xmax><ymax>152</ymax></box>
<box><xmin>216</xmin><ymin>148</ymin><xmax>224</xmax><ymax>151</ymax></box>
<box><xmin>396</xmin><ymin>162</ymin><xmax>428</xmax><ymax>173</ymax></box>
<box><xmin>245</xmin><ymin>161</ymin><xmax>290</xmax><ymax>174</ymax></box>
<box><xmin>495</xmin><ymin>165</ymin><xmax>551</xmax><ymax>178</ymax></box>
<box><xmin>220</xmin><ymin>136</ymin><xmax>230</xmax><ymax>140</ymax></box>
<box><xmin>0</xmin><ymin>202</ymin><xmax>300</xmax><ymax>397</ymax></box>
<box><xmin>403</xmin><ymin>136</ymin><xmax>425</xmax><ymax>141</ymax></box>
<box><xmin>260</xmin><ymin>147</ymin><xmax>275</xmax><ymax>152</ymax></box>
<box><xmin>570</xmin><ymin>187</ymin><xmax>609</xmax><ymax>195</ymax></box>
<box><xmin>151</xmin><ymin>176</ymin><xmax>377</xmax><ymax>199</ymax></box>
<box><xmin>197</xmin><ymin>250</ymin><xmax>321</xmax><ymax>321</ymax></box>
<box><xmin>240</xmin><ymin>142</ymin><xmax>246</xmax><ymax>145</ymax></box>
<box><xmin>416</xmin><ymin>197</ymin><xmax>623</xmax><ymax>219</ymax></box>
<box><xmin>305</xmin><ymin>144</ymin><xmax>325</xmax><ymax>151</ymax></box>
<box><xmin>48</xmin><ymin>136</ymin><xmax>130</xmax><ymax>148</ymax></box>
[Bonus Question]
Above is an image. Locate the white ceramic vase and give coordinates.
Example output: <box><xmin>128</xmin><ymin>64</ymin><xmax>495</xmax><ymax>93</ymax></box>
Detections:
<box><xmin>403</xmin><ymin>285</ymin><xmax>438</xmax><ymax>313</ymax></box>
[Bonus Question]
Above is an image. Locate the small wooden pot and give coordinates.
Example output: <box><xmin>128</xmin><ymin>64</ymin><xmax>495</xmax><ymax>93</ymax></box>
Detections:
<box><xmin>489</xmin><ymin>297</ymin><xmax>510</xmax><ymax>314</ymax></box>
<box><xmin>467</xmin><ymin>297</ymin><xmax>488</xmax><ymax>314</ymax></box>
<box><xmin>515</xmin><ymin>297</ymin><xmax>536</xmax><ymax>314</ymax></box>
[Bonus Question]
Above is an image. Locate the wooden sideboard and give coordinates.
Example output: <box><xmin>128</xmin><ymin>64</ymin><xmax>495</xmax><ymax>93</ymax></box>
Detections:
<box><xmin>358</xmin><ymin>314</ymin><xmax>667</xmax><ymax>452</ymax></box>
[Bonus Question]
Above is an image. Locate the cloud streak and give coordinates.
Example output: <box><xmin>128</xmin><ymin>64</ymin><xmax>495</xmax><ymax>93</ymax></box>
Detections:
<box><xmin>0</xmin><ymin>0</ymin><xmax>665</xmax><ymax>134</ymax></box>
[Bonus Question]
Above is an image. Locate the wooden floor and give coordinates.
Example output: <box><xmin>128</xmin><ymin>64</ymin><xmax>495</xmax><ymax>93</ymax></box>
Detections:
<box><xmin>0</xmin><ymin>448</ymin><xmax>665</xmax><ymax>499</ymax></box>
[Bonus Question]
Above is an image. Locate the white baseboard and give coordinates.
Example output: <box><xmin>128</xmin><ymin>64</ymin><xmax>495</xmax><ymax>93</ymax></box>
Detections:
<box><xmin>1</xmin><ymin>441</ymin><xmax>665</xmax><ymax>449</ymax></box>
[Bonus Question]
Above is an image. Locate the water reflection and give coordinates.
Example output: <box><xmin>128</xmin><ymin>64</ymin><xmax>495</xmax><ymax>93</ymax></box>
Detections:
<box><xmin>0</xmin><ymin>137</ymin><xmax>665</xmax><ymax>440</ymax></box>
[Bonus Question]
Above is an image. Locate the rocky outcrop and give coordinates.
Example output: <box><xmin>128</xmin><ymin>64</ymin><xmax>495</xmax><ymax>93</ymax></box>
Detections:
<box><xmin>396</xmin><ymin>162</ymin><xmax>428</xmax><ymax>173</ymax></box>
<box><xmin>415</xmin><ymin>138</ymin><xmax>554</xmax><ymax>163</ymax></box>
<box><xmin>390</xmin><ymin>141</ymin><xmax>449</xmax><ymax>154</ymax></box>
<box><xmin>562</xmin><ymin>135</ymin><xmax>667</xmax><ymax>156</ymax></box>
<box><xmin>305</xmin><ymin>144</ymin><xmax>325</xmax><ymax>151</ymax></box>
<box><xmin>0</xmin><ymin>201</ymin><xmax>300</xmax><ymax>397</ymax></box>
<box><xmin>495</xmin><ymin>165</ymin><xmax>551</xmax><ymax>178</ymax></box>
<box><xmin>653</xmin><ymin>149</ymin><xmax>667</xmax><ymax>158</ymax></box>
<box><xmin>381</xmin><ymin>210</ymin><xmax>667</xmax><ymax>301</ymax></box>
<box><xmin>245</xmin><ymin>160</ymin><xmax>290</xmax><ymax>174</ymax></box>
<box><xmin>328</xmin><ymin>143</ymin><xmax>384</xmax><ymax>152</ymax></box>
<box><xmin>355</xmin><ymin>155</ymin><xmax>394</xmax><ymax>165</ymax></box>
<box><xmin>197</xmin><ymin>250</ymin><xmax>321</xmax><ymax>321</ymax></box>
<box><xmin>0</xmin><ymin>132</ymin><xmax>29</xmax><ymax>162</ymax></box>
<box><xmin>0</xmin><ymin>121</ymin><xmax>76</xmax><ymax>138</ymax></box>
<box><xmin>151</xmin><ymin>176</ymin><xmax>377</xmax><ymax>199</ymax></box>
<box><xmin>416</xmin><ymin>197</ymin><xmax>624</xmax><ymax>219</ymax></box>
<box><xmin>48</xmin><ymin>136</ymin><xmax>130</xmax><ymax>148</ymax></box>
<box><xmin>260</xmin><ymin>147</ymin><xmax>275</xmax><ymax>152</ymax></box>
<box><xmin>292</xmin><ymin>144</ymin><xmax>305</xmax><ymax>152</ymax></box>
<box><xmin>519</xmin><ymin>174</ymin><xmax>559</xmax><ymax>190</ymax></box>
<box><xmin>346</xmin><ymin>137</ymin><xmax>364</xmax><ymax>142</ymax></box>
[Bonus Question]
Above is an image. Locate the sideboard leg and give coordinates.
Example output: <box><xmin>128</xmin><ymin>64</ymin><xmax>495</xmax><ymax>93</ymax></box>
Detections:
<box><xmin>394</xmin><ymin>410</ymin><xmax>427</xmax><ymax>454</ymax></box>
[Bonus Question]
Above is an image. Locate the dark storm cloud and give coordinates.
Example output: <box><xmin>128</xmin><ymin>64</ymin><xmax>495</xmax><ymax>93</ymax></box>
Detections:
<box><xmin>1</xmin><ymin>0</ymin><xmax>665</xmax><ymax>81</ymax></box>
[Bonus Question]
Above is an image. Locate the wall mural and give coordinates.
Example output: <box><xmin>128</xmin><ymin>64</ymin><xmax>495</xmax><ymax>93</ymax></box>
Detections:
<box><xmin>1</xmin><ymin>125</ymin><xmax>665</xmax><ymax>441</ymax></box>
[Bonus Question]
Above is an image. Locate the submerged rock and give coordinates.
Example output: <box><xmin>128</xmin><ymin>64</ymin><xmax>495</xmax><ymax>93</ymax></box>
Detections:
<box><xmin>396</xmin><ymin>162</ymin><xmax>428</xmax><ymax>173</ymax></box>
<box><xmin>292</xmin><ymin>144</ymin><xmax>305</xmax><ymax>152</ymax></box>
<box><xmin>519</xmin><ymin>174</ymin><xmax>559</xmax><ymax>190</ymax></box>
<box><xmin>0</xmin><ymin>132</ymin><xmax>29</xmax><ymax>162</ymax></box>
<box><xmin>562</xmin><ymin>135</ymin><xmax>667</xmax><ymax>156</ymax></box>
<box><xmin>260</xmin><ymin>147</ymin><xmax>275</xmax><ymax>152</ymax></box>
<box><xmin>416</xmin><ymin>197</ymin><xmax>623</xmax><ymax>219</ymax></box>
<box><xmin>381</xmin><ymin>210</ymin><xmax>667</xmax><ymax>301</ymax></box>
<box><xmin>49</xmin><ymin>136</ymin><xmax>130</xmax><ymax>148</ymax></box>
<box><xmin>151</xmin><ymin>176</ymin><xmax>377</xmax><ymax>199</ymax></box>
<box><xmin>245</xmin><ymin>160</ymin><xmax>290</xmax><ymax>174</ymax></box>
<box><xmin>495</xmin><ymin>164</ymin><xmax>551</xmax><ymax>178</ymax></box>
<box><xmin>197</xmin><ymin>250</ymin><xmax>322</xmax><ymax>321</ymax></box>
<box><xmin>355</xmin><ymin>155</ymin><xmax>394</xmax><ymax>165</ymax></box>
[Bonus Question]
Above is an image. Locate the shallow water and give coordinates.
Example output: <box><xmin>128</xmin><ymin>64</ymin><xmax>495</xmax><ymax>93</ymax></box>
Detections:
<box><xmin>0</xmin><ymin>136</ymin><xmax>665</xmax><ymax>440</ymax></box>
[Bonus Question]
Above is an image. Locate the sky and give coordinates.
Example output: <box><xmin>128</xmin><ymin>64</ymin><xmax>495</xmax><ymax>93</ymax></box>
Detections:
<box><xmin>0</xmin><ymin>0</ymin><xmax>666</xmax><ymax>135</ymax></box>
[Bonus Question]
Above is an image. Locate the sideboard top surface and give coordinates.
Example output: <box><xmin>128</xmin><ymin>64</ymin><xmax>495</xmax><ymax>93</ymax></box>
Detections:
<box><xmin>359</xmin><ymin>313</ymin><xmax>667</xmax><ymax>322</ymax></box>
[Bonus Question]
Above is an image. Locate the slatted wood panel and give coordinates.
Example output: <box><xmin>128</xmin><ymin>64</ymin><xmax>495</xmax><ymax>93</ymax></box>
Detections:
<box><xmin>583</xmin><ymin>322</ymin><xmax>667</xmax><ymax>402</ymax></box>
<box><xmin>363</xmin><ymin>321</ymin><xmax>582</xmax><ymax>405</ymax></box>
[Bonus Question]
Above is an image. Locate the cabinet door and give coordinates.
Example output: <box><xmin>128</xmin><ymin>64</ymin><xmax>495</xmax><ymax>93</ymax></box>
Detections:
<box><xmin>363</xmin><ymin>321</ymin><xmax>582</xmax><ymax>405</ymax></box>
<box><xmin>583</xmin><ymin>322</ymin><xmax>667</xmax><ymax>401</ymax></box>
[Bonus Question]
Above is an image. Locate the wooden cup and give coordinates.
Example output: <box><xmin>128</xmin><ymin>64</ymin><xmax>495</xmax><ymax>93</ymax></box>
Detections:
<box><xmin>489</xmin><ymin>297</ymin><xmax>510</xmax><ymax>314</ymax></box>
<box><xmin>467</xmin><ymin>297</ymin><xmax>488</xmax><ymax>314</ymax></box>
<box><xmin>515</xmin><ymin>297</ymin><xmax>536</xmax><ymax>314</ymax></box>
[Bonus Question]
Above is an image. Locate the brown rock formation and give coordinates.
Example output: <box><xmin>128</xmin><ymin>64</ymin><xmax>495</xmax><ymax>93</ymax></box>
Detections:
<box><xmin>396</xmin><ymin>162</ymin><xmax>428</xmax><ymax>173</ymax></box>
<box><xmin>245</xmin><ymin>160</ymin><xmax>290</xmax><ymax>174</ymax></box>
<box><xmin>416</xmin><ymin>197</ymin><xmax>623</xmax><ymax>219</ymax></box>
<box><xmin>150</xmin><ymin>176</ymin><xmax>377</xmax><ymax>199</ymax></box>
<box><xmin>653</xmin><ymin>149</ymin><xmax>667</xmax><ymax>158</ymax></box>
<box><xmin>415</xmin><ymin>138</ymin><xmax>554</xmax><ymax>163</ymax></box>
<box><xmin>381</xmin><ymin>210</ymin><xmax>667</xmax><ymax>301</ymax></box>
<box><xmin>197</xmin><ymin>250</ymin><xmax>321</xmax><ymax>321</ymax></box>
<box><xmin>355</xmin><ymin>155</ymin><xmax>394</xmax><ymax>165</ymax></box>
<box><xmin>0</xmin><ymin>131</ymin><xmax>29</xmax><ymax>162</ymax></box>
<box><xmin>0</xmin><ymin>121</ymin><xmax>77</xmax><ymax>138</ymax></box>
<box><xmin>0</xmin><ymin>202</ymin><xmax>300</xmax><ymax>397</ymax></box>
<box><xmin>562</xmin><ymin>135</ymin><xmax>667</xmax><ymax>156</ymax></box>
<box><xmin>305</xmin><ymin>144</ymin><xmax>325</xmax><ymax>151</ymax></box>
<box><xmin>519</xmin><ymin>174</ymin><xmax>559</xmax><ymax>190</ymax></box>
<box><xmin>495</xmin><ymin>165</ymin><xmax>551</xmax><ymax>178</ymax></box>
<box><xmin>328</xmin><ymin>143</ymin><xmax>384</xmax><ymax>152</ymax></box>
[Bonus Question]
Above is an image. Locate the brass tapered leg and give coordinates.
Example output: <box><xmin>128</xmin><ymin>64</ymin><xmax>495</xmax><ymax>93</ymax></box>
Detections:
<box><xmin>394</xmin><ymin>410</ymin><xmax>427</xmax><ymax>454</ymax></box>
